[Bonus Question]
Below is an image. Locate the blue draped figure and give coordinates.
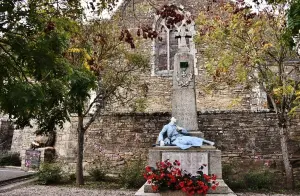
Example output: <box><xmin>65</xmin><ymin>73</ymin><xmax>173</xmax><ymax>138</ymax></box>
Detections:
<box><xmin>158</xmin><ymin>117</ymin><xmax>215</xmax><ymax>150</ymax></box>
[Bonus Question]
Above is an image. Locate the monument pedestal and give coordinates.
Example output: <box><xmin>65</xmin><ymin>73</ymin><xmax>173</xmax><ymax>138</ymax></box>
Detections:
<box><xmin>135</xmin><ymin>146</ymin><xmax>236</xmax><ymax>196</ymax></box>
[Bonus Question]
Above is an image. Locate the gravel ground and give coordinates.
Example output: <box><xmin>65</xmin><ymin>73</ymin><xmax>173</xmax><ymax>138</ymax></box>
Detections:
<box><xmin>0</xmin><ymin>185</ymin><xmax>299</xmax><ymax>196</ymax></box>
<box><xmin>0</xmin><ymin>185</ymin><xmax>135</xmax><ymax>196</ymax></box>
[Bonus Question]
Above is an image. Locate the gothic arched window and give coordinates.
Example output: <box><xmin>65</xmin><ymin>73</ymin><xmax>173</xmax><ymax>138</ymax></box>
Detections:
<box><xmin>152</xmin><ymin>15</ymin><xmax>197</xmax><ymax>76</ymax></box>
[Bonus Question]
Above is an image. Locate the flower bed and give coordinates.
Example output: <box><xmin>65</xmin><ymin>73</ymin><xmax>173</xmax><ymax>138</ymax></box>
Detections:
<box><xmin>143</xmin><ymin>160</ymin><xmax>219</xmax><ymax>196</ymax></box>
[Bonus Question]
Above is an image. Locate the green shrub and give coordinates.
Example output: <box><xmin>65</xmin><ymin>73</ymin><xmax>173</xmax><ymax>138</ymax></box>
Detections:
<box><xmin>0</xmin><ymin>152</ymin><xmax>21</xmax><ymax>166</ymax></box>
<box><xmin>88</xmin><ymin>167</ymin><xmax>106</xmax><ymax>181</ymax></box>
<box><xmin>69</xmin><ymin>173</ymin><xmax>76</xmax><ymax>182</ymax></box>
<box><xmin>222</xmin><ymin>163</ymin><xmax>278</xmax><ymax>191</ymax></box>
<box><xmin>244</xmin><ymin>170</ymin><xmax>275</xmax><ymax>190</ymax></box>
<box><xmin>222</xmin><ymin>164</ymin><xmax>234</xmax><ymax>180</ymax></box>
<box><xmin>37</xmin><ymin>163</ymin><xmax>64</xmax><ymax>185</ymax></box>
<box><xmin>227</xmin><ymin>179</ymin><xmax>247</xmax><ymax>190</ymax></box>
<box><xmin>119</xmin><ymin>159</ymin><xmax>146</xmax><ymax>189</ymax></box>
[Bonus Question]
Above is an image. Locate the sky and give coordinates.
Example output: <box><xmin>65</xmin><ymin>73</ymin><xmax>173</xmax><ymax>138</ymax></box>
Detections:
<box><xmin>81</xmin><ymin>0</ymin><xmax>123</xmax><ymax>21</ymax></box>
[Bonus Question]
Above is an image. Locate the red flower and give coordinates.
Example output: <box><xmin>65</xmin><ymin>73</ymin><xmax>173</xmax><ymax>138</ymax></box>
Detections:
<box><xmin>145</xmin><ymin>166</ymin><xmax>152</xmax><ymax>172</ymax></box>
<box><xmin>188</xmin><ymin>190</ymin><xmax>195</xmax><ymax>196</ymax></box>
<box><xmin>144</xmin><ymin>160</ymin><xmax>219</xmax><ymax>195</ymax></box>
<box><xmin>212</xmin><ymin>174</ymin><xmax>217</xmax><ymax>181</ymax></box>
<box><xmin>174</xmin><ymin>160</ymin><xmax>181</xmax><ymax>166</ymax></box>
<box><xmin>204</xmin><ymin>174</ymin><xmax>211</xmax><ymax>181</ymax></box>
<box><xmin>152</xmin><ymin>185</ymin><xmax>158</xmax><ymax>192</ymax></box>
<box><xmin>170</xmin><ymin>175</ymin><xmax>176</xmax><ymax>183</ymax></box>
<box><xmin>197</xmin><ymin>189</ymin><xmax>203</xmax><ymax>194</ymax></box>
<box><xmin>187</xmin><ymin>180</ymin><xmax>193</xmax><ymax>186</ymax></box>
<box><xmin>197</xmin><ymin>180</ymin><xmax>204</xmax><ymax>186</ymax></box>
<box><xmin>179</xmin><ymin>181</ymin><xmax>185</xmax><ymax>188</ymax></box>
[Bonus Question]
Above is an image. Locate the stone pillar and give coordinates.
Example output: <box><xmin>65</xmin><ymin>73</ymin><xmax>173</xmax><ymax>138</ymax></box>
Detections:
<box><xmin>172</xmin><ymin>29</ymin><xmax>198</xmax><ymax>132</ymax></box>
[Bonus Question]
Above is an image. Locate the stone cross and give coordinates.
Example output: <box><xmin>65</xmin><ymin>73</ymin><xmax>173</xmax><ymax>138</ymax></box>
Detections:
<box><xmin>175</xmin><ymin>24</ymin><xmax>192</xmax><ymax>52</ymax></box>
<box><xmin>171</xmin><ymin>23</ymin><xmax>199</xmax><ymax>133</ymax></box>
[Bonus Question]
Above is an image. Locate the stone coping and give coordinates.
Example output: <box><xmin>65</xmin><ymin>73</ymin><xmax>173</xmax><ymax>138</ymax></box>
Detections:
<box><xmin>70</xmin><ymin>110</ymin><xmax>279</xmax><ymax>118</ymax></box>
<box><xmin>151</xmin><ymin>146</ymin><xmax>216</xmax><ymax>151</ymax></box>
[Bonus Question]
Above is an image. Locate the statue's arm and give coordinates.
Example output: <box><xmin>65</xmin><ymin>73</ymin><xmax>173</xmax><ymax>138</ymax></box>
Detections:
<box><xmin>158</xmin><ymin>125</ymin><xmax>168</xmax><ymax>142</ymax></box>
<box><xmin>181</xmin><ymin>128</ymin><xmax>188</xmax><ymax>135</ymax></box>
<box><xmin>177</xmin><ymin>126</ymin><xmax>188</xmax><ymax>135</ymax></box>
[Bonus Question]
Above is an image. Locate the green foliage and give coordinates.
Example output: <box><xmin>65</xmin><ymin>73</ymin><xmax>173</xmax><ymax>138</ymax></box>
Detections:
<box><xmin>223</xmin><ymin>163</ymin><xmax>278</xmax><ymax>191</ymax></box>
<box><xmin>0</xmin><ymin>0</ymin><xmax>88</xmax><ymax>132</ymax></box>
<box><xmin>196</xmin><ymin>2</ymin><xmax>300</xmax><ymax>118</ymax></box>
<box><xmin>68</xmin><ymin>69</ymin><xmax>97</xmax><ymax>114</ymax></box>
<box><xmin>288</xmin><ymin>0</ymin><xmax>300</xmax><ymax>35</ymax></box>
<box><xmin>222</xmin><ymin>164</ymin><xmax>246</xmax><ymax>190</ymax></box>
<box><xmin>0</xmin><ymin>0</ymin><xmax>148</xmax><ymax>186</ymax></box>
<box><xmin>119</xmin><ymin>159</ymin><xmax>146</xmax><ymax>189</ymax></box>
<box><xmin>0</xmin><ymin>152</ymin><xmax>21</xmax><ymax>166</ymax></box>
<box><xmin>244</xmin><ymin>170</ymin><xmax>275</xmax><ymax>190</ymax></box>
<box><xmin>263</xmin><ymin>0</ymin><xmax>300</xmax><ymax>37</ymax></box>
<box><xmin>132</xmin><ymin>98</ymin><xmax>147</xmax><ymax>112</ymax></box>
<box><xmin>37</xmin><ymin>163</ymin><xmax>64</xmax><ymax>185</ymax></box>
<box><xmin>69</xmin><ymin>173</ymin><xmax>76</xmax><ymax>182</ymax></box>
<box><xmin>88</xmin><ymin>167</ymin><xmax>106</xmax><ymax>181</ymax></box>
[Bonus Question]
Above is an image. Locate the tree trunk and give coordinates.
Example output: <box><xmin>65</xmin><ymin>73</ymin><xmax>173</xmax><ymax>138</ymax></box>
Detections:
<box><xmin>76</xmin><ymin>116</ymin><xmax>85</xmax><ymax>185</ymax></box>
<box><xmin>279</xmin><ymin>125</ymin><xmax>294</xmax><ymax>189</ymax></box>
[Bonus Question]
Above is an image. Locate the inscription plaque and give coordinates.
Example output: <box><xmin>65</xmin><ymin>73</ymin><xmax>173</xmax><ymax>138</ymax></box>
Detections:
<box><xmin>162</xmin><ymin>152</ymin><xmax>208</xmax><ymax>176</ymax></box>
<box><xmin>25</xmin><ymin>150</ymin><xmax>41</xmax><ymax>169</ymax></box>
<box><xmin>180</xmin><ymin>62</ymin><xmax>189</xmax><ymax>69</ymax></box>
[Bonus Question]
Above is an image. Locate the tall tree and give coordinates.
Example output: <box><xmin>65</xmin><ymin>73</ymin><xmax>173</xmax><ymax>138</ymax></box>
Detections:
<box><xmin>0</xmin><ymin>0</ymin><xmax>81</xmax><ymax>131</ymax></box>
<box><xmin>66</xmin><ymin>21</ymin><xmax>148</xmax><ymax>185</ymax></box>
<box><xmin>0</xmin><ymin>0</ymin><xmax>148</xmax><ymax>185</ymax></box>
<box><xmin>196</xmin><ymin>2</ymin><xmax>299</xmax><ymax>189</ymax></box>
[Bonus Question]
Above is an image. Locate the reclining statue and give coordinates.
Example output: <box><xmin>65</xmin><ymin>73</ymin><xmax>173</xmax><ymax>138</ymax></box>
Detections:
<box><xmin>157</xmin><ymin>117</ymin><xmax>215</xmax><ymax>150</ymax></box>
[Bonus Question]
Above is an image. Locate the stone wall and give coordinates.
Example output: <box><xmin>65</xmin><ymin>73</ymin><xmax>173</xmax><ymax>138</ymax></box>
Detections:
<box><xmin>199</xmin><ymin>112</ymin><xmax>300</xmax><ymax>163</ymax></box>
<box><xmin>10</xmin><ymin>123</ymin><xmax>38</xmax><ymax>153</ymax></box>
<box><xmin>0</xmin><ymin>119</ymin><xmax>14</xmax><ymax>151</ymax></box>
<box><xmin>54</xmin><ymin>111</ymin><xmax>300</xmax><ymax>175</ymax></box>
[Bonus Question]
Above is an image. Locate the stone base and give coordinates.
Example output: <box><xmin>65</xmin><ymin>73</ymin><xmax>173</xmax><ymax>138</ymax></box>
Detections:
<box><xmin>148</xmin><ymin>146</ymin><xmax>222</xmax><ymax>178</ymax></box>
<box><xmin>142</xmin><ymin>180</ymin><xmax>234</xmax><ymax>195</ymax></box>
<box><xmin>135</xmin><ymin>183</ymin><xmax>237</xmax><ymax>196</ymax></box>
<box><xmin>144</xmin><ymin>180</ymin><xmax>231</xmax><ymax>194</ymax></box>
<box><xmin>136</xmin><ymin>146</ymin><xmax>236</xmax><ymax>196</ymax></box>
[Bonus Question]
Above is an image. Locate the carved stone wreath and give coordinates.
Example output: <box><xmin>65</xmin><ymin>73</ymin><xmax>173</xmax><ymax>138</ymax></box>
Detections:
<box><xmin>176</xmin><ymin>71</ymin><xmax>193</xmax><ymax>87</ymax></box>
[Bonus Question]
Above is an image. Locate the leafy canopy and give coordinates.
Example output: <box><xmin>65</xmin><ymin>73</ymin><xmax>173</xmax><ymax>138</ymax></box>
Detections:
<box><xmin>0</xmin><ymin>0</ymin><xmax>96</xmax><ymax>132</ymax></box>
<box><xmin>196</xmin><ymin>2</ymin><xmax>300</xmax><ymax>116</ymax></box>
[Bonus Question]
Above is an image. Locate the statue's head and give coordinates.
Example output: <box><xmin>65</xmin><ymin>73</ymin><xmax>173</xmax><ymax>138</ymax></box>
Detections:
<box><xmin>170</xmin><ymin>117</ymin><xmax>177</xmax><ymax>123</ymax></box>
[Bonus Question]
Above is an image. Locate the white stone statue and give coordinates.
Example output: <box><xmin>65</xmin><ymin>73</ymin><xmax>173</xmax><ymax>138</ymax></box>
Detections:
<box><xmin>157</xmin><ymin>117</ymin><xmax>215</xmax><ymax>149</ymax></box>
